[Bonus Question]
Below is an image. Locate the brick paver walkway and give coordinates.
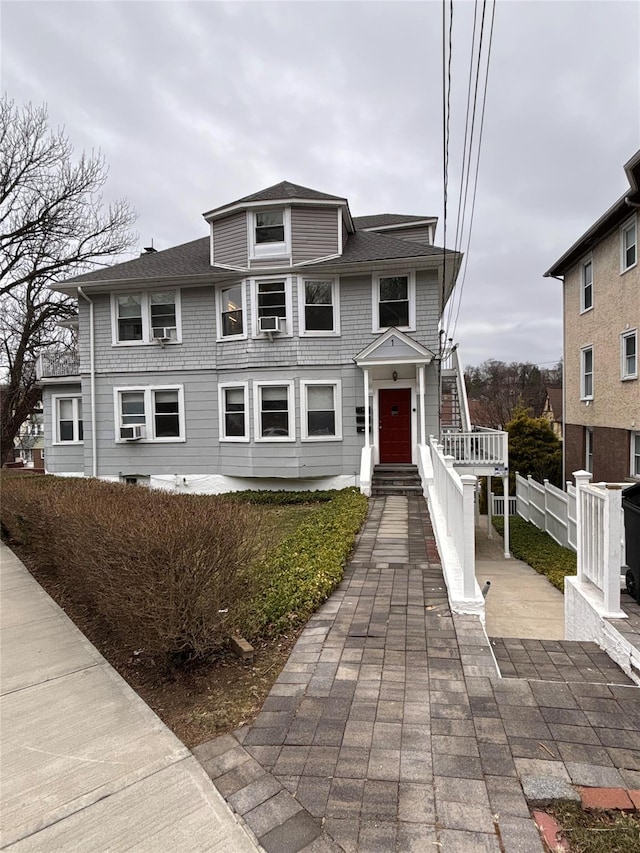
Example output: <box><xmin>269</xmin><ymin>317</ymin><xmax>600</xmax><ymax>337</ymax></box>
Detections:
<box><xmin>194</xmin><ymin>497</ymin><xmax>640</xmax><ymax>853</ymax></box>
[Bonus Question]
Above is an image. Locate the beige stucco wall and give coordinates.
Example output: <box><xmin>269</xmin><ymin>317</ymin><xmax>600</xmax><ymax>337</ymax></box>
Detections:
<box><xmin>564</xmin><ymin>213</ymin><xmax>639</xmax><ymax>431</ymax></box>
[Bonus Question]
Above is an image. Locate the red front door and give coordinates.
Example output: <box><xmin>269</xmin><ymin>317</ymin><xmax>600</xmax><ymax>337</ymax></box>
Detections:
<box><xmin>379</xmin><ymin>388</ymin><xmax>412</xmax><ymax>463</ymax></box>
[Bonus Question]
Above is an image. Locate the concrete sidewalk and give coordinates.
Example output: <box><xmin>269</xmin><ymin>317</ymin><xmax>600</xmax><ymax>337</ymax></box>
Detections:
<box><xmin>195</xmin><ymin>497</ymin><xmax>640</xmax><ymax>853</ymax></box>
<box><xmin>474</xmin><ymin>521</ymin><xmax>566</xmax><ymax>640</ymax></box>
<box><xmin>0</xmin><ymin>541</ymin><xmax>259</xmax><ymax>852</ymax></box>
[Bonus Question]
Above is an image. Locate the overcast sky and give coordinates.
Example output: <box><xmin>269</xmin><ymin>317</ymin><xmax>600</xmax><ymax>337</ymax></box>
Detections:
<box><xmin>3</xmin><ymin>0</ymin><xmax>639</xmax><ymax>368</ymax></box>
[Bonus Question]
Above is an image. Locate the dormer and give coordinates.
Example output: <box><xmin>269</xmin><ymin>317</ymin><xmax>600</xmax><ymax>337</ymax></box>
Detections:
<box><xmin>203</xmin><ymin>181</ymin><xmax>355</xmax><ymax>270</ymax></box>
<box><xmin>353</xmin><ymin>214</ymin><xmax>438</xmax><ymax>246</ymax></box>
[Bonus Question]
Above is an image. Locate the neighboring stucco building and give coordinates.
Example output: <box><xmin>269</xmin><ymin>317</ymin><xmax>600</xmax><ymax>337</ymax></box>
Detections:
<box><xmin>545</xmin><ymin>151</ymin><xmax>640</xmax><ymax>483</ymax></box>
<box><xmin>38</xmin><ymin>181</ymin><xmax>463</xmax><ymax>492</ymax></box>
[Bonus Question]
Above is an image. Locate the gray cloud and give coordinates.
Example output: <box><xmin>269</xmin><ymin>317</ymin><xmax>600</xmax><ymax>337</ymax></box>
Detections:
<box><xmin>3</xmin><ymin>0</ymin><xmax>638</xmax><ymax>368</ymax></box>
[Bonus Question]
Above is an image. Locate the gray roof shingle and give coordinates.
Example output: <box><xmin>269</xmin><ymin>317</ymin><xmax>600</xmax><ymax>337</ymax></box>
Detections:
<box><xmin>315</xmin><ymin>230</ymin><xmax>453</xmax><ymax>265</ymax></box>
<box><xmin>204</xmin><ymin>181</ymin><xmax>346</xmax><ymax>216</ymax></box>
<box><xmin>353</xmin><ymin>213</ymin><xmax>434</xmax><ymax>229</ymax></box>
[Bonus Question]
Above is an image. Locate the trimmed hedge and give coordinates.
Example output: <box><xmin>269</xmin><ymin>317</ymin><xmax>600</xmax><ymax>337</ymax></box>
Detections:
<box><xmin>246</xmin><ymin>487</ymin><xmax>368</xmax><ymax>636</ymax></box>
<box><xmin>1</xmin><ymin>475</ymin><xmax>368</xmax><ymax>663</ymax></box>
<box><xmin>493</xmin><ymin>516</ymin><xmax>576</xmax><ymax>592</ymax></box>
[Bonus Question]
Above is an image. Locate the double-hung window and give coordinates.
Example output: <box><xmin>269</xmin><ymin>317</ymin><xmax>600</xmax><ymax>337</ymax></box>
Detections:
<box><xmin>254</xmin><ymin>381</ymin><xmax>294</xmax><ymax>441</ymax></box>
<box><xmin>53</xmin><ymin>395</ymin><xmax>83</xmax><ymax>444</ymax></box>
<box><xmin>621</xmin><ymin>330</ymin><xmax>638</xmax><ymax>380</ymax></box>
<box><xmin>632</xmin><ymin>432</ymin><xmax>640</xmax><ymax>478</ymax></box>
<box><xmin>250</xmin><ymin>209</ymin><xmax>290</xmax><ymax>259</ymax></box>
<box><xmin>301</xmin><ymin>381</ymin><xmax>342</xmax><ymax>440</ymax></box>
<box><xmin>115</xmin><ymin>386</ymin><xmax>185</xmax><ymax>442</ymax></box>
<box><xmin>621</xmin><ymin>216</ymin><xmax>637</xmax><ymax>272</ymax></box>
<box><xmin>374</xmin><ymin>273</ymin><xmax>415</xmax><ymax>331</ymax></box>
<box><xmin>219</xmin><ymin>284</ymin><xmax>245</xmax><ymax>339</ymax></box>
<box><xmin>581</xmin><ymin>346</ymin><xmax>594</xmax><ymax>399</ymax></box>
<box><xmin>300</xmin><ymin>279</ymin><xmax>339</xmax><ymax>335</ymax></box>
<box><xmin>253</xmin><ymin>277</ymin><xmax>292</xmax><ymax>335</ymax></box>
<box><xmin>581</xmin><ymin>259</ymin><xmax>593</xmax><ymax>312</ymax></box>
<box><xmin>113</xmin><ymin>291</ymin><xmax>181</xmax><ymax>344</ymax></box>
<box><xmin>218</xmin><ymin>383</ymin><xmax>249</xmax><ymax>441</ymax></box>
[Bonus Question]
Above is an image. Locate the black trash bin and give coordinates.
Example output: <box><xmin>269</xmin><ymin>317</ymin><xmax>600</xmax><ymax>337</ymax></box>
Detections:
<box><xmin>623</xmin><ymin>483</ymin><xmax>640</xmax><ymax>604</ymax></box>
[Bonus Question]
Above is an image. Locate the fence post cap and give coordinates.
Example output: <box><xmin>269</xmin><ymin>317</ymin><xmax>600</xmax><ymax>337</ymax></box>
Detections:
<box><xmin>460</xmin><ymin>474</ymin><xmax>477</xmax><ymax>485</ymax></box>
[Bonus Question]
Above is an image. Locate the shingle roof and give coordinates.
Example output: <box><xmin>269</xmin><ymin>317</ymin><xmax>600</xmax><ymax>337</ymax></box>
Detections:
<box><xmin>315</xmin><ymin>230</ymin><xmax>453</xmax><ymax>265</ymax></box>
<box><xmin>354</xmin><ymin>214</ymin><xmax>434</xmax><ymax>229</ymax></box>
<box><xmin>64</xmin><ymin>237</ymin><xmax>214</xmax><ymax>284</ymax></box>
<box><xmin>59</xmin><ymin>228</ymin><xmax>456</xmax><ymax>288</ymax></box>
<box><xmin>204</xmin><ymin>181</ymin><xmax>346</xmax><ymax>217</ymax></box>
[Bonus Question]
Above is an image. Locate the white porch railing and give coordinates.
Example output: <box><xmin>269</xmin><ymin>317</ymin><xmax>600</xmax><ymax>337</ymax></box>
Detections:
<box><xmin>441</xmin><ymin>428</ymin><xmax>507</xmax><ymax>468</ymax></box>
<box><xmin>491</xmin><ymin>494</ymin><xmax>517</xmax><ymax>516</ymax></box>
<box><xmin>37</xmin><ymin>351</ymin><xmax>80</xmax><ymax>378</ymax></box>
<box><xmin>420</xmin><ymin>437</ymin><xmax>482</xmax><ymax>613</ymax></box>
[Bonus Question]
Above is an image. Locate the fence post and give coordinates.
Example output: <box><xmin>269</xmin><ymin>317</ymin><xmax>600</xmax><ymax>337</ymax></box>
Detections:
<box><xmin>502</xmin><ymin>474</ymin><xmax>510</xmax><ymax>558</ymax></box>
<box><xmin>488</xmin><ymin>482</ymin><xmax>493</xmax><ymax>539</ymax></box>
<box><xmin>461</xmin><ymin>475</ymin><xmax>477</xmax><ymax>600</ymax></box>
<box><xmin>603</xmin><ymin>485</ymin><xmax>623</xmax><ymax>614</ymax></box>
<box><xmin>573</xmin><ymin>470</ymin><xmax>592</xmax><ymax>583</ymax></box>
<box><xmin>543</xmin><ymin>479</ymin><xmax>550</xmax><ymax>536</ymax></box>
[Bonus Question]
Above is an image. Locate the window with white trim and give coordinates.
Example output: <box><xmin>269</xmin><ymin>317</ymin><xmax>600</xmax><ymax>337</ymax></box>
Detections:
<box><xmin>218</xmin><ymin>284</ymin><xmax>245</xmax><ymax>339</ymax></box>
<box><xmin>373</xmin><ymin>273</ymin><xmax>415</xmax><ymax>331</ymax></box>
<box><xmin>301</xmin><ymin>381</ymin><xmax>342</xmax><ymax>440</ymax></box>
<box><xmin>581</xmin><ymin>259</ymin><xmax>593</xmax><ymax>312</ymax></box>
<box><xmin>581</xmin><ymin>346</ymin><xmax>593</xmax><ymax>399</ymax></box>
<box><xmin>254</xmin><ymin>381</ymin><xmax>294</xmax><ymax>441</ymax></box>
<box><xmin>632</xmin><ymin>432</ymin><xmax>640</xmax><ymax>478</ymax></box>
<box><xmin>112</xmin><ymin>291</ymin><xmax>181</xmax><ymax>345</ymax></box>
<box><xmin>115</xmin><ymin>386</ymin><xmax>185</xmax><ymax>442</ymax></box>
<box><xmin>53</xmin><ymin>395</ymin><xmax>83</xmax><ymax>444</ymax></box>
<box><xmin>250</xmin><ymin>209</ymin><xmax>290</xmax><ymax>259</ymax></box>
<box><xmin>621</xmin><ymin>216</ymin><xmax>637</xmax><ymax>272</ymax></box>
<box><xmin>218</xmin><ymin>383</ymin><xmax>249</xmax><ymax>441</ymax></box>
<box><xmin>621</xmin><ymin>329</ymin><xmax>638</xmax><ymax>380</ymax></box>
<box><xmin>252</xmin><ymin>277</ymin><xmax>292</xmax><ymax>335</ymax></box>
<box><xmin>300</xmin><ymin>279</ymin><xmax>339</xmax><ymax>335</ymax></box>
<box><xmin>585</xmin><ymin>427</ymin><xmax>593</xmax><ymax>473</ymax></box>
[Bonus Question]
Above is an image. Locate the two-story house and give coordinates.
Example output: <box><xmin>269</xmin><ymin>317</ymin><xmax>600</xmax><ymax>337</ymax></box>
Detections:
<box><xmin>545</xmin><ymin>151</ymin><xmax>640</xmax><ymax>484</ymax></box>
<box><xmin>38</xmin><ymin>181</ymin><xmax>463</xmax><ymax>493</ymax></box>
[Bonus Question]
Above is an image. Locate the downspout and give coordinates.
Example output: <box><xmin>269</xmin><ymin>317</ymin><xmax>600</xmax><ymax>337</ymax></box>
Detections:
<box><xmin>77</xmin><ymin>287</ymin><xmax>97</xmax><ymax>478</ymax></box>
<box><xmin>547</xmin><ymin>272</ymin><xmax>566</xmax><ymax>486</ymax></box>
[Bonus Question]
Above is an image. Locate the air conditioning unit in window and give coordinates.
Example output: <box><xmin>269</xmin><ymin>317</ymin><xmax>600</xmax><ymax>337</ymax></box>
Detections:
<box><xmin>259</xmin><ymin>316</ymin><xmax>281</xmax><ymax>334</ymax></box>
<box><xmin>120</xmin><ymin>425</ymin><xmax>146</xmax><ymax>441</ymax></box>
<box><xmin>152</xmin><ymin>327</ymin><xmax>175</xmax><ymax>343</ymax></box>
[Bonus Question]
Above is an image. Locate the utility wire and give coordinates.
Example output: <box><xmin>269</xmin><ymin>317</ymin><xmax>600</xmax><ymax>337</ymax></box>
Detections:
<box><xmin>450</xmin><ymin>0</ymin><xmax>497</xmax><ymax>344</ymax></box>
<box><xmin>441</xmin><ymin>0</ymin><xmax>454</xmax><ymax>353</ymax></box>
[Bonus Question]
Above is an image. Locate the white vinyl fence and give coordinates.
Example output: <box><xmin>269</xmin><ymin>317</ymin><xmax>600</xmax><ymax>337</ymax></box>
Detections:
<box><xmin>490</xmin><ymin>494</ymin><xmax>517</xmax><ymax>517</ymax></box>
<box><xmin>516</xmin><ymin>473</ymin><xmax>577</xmax><ymax>551</ymax></box>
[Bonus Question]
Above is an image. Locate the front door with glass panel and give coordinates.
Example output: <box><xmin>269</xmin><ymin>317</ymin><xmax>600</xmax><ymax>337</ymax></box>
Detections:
<box><xmin>379</xmin><ymin>388</ymin><xmax>412</xmax><ymax>463</ymax></box>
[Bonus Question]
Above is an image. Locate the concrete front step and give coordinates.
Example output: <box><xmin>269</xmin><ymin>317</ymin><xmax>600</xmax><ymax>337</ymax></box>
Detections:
<box><xmin>371</xmin><ymin>464</ymin><xmax>422</xmax><ymax>496</ymax></box>
<box><xmin>371</xmin><ymin>484</ymin><xmax>424</xmax><ymax>496</ymax></box>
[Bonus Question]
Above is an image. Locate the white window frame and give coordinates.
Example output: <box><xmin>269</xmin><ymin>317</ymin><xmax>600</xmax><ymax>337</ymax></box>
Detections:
<box><xmin>216</xmin><ymin>282</ymin><xmax>247</xmax><ymax>341</ymax></box>
<box><xmin>114</xmin><ymin>385</ymin><xmax>186</xmax><ymax>443</ymax></box>
<box><xmin>300</xmin><ymin>380</ymin><xmax>342</xmax><ymax>441</ymax></box>
<box><xmin>580</xmin><ymin>345</ymin><xmax>594</xmax><ymax>400</ymax></box>
<box><xmin>251</xmin><ymin>276</ymin><xmax>294</xmax><ymax>337</ymax></box>
<box><xmin>248</xmin><ymin>208</ymin><xmax>291</xmax><ymax>260</ymax></box>
<box><xmin>621</xmin><ymin>329</ymin><xmax>638</xmax><ymax>380</ymax></box>
<box><xmin>580</xmin><ymin>257</ymin><xmax>593</xmax><ymax>313</ymax></box>
<box><xmin>620</xmin><ymin>215</ymin><xmax>637</xmax><ymax>273</ymax></box>
<box><xmin>218</xmin><ymin>382</ymin><xmax>250</xmax><ymax>442</ymax></box>
<box><xmin>52</xmin><ymin>394</ymin><xmax>83</xmax><ymax>444</ymax></box>
<box><xmin>372</xmin><ymin>271</ymin><xmax>416</xmax><ymax>333</ymax></box>
<box><xmin>253</xmin><ymin>380</ymin><xmax>295</xmax><ymax>442</ymax></box>
<box><xmin>632</xmin><ymin>432</ymin><xmax>640</xmax><ymax>478</ymax></box>
<box><xmin>585</xmin><ymin>427</ymin><xmax>593</xmax><ymax>474</ymax></box>
<box><xmin>111</xmin><ymin>290</ymin><xmax>182</xmax><ymax>346</ymax></box>
<box><xmin>298</xmin><ymin>278</ymin><xmax>340</xmax><ymax>337</ymax></box>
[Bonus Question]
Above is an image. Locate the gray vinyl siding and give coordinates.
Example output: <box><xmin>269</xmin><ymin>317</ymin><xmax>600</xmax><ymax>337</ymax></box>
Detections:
<box><xmin>42</xmin><ymin>384</ymin><xmax>85</xmax><ymax>473</ymax></box>
<box><xmin>382</xmin><ymin>225</ymin><xmax>432</xmax><ymax>244</ymax></box>
<box><xmin>212</xmin><ymin>212</ymin><xmax>248</xmax><ymax>267</ymax></box>
<box><xmin>292</xmin><ymin>206</ymin><xmax>339</xmax><ymax>263</ymax></box>
<box><xmin>342</xmin><ymin>220</ymin><xmax>350</xmax><ymax>254</ymax></box>
<box><xmin>90</xmin><ymin>366</ymin><xmax>364</xmax><ymax>479</ymax></box>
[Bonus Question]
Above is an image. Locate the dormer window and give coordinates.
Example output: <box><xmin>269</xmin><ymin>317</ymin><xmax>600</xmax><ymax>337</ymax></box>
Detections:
<box><xmin>250</xmin><ymin>208</ymin><xmax>290</xmax><ymax>259</ymax></box>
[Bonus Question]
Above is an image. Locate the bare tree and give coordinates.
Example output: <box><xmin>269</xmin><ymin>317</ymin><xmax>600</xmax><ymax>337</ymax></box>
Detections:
<box><xmin>1</xmin><ymin>97</ymin><xmax>137</xmax><ymax>464</ymax></box>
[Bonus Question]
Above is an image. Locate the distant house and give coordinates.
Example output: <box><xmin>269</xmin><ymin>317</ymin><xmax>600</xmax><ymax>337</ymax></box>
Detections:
<box><xmin>38</xmin><ymin>181</ymin><xmax>470</xmax><ymax>493</ymax></box>
<box><xmin>545</xmin><ymin>150</ymin><xmax>640</xmax><ymax>483</ymax></box>
<box><xmin>541</xmin><ymin>387</ymin><xmax>563</xmax><ymax>440</ymax></box>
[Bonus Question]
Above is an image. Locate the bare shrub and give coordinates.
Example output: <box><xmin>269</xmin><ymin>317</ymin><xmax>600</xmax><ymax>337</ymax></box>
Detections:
<box><xmin>1</xmin><ymin>476</ymin><xmax>266</xmax><ymax>665</ymax></box>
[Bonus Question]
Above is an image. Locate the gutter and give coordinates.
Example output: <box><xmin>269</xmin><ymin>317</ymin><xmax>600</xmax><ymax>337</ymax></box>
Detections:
<box><xmin>77</xmin><ymin>287</ymin><xmax>97</xmax><ymax>478</ymax></box>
